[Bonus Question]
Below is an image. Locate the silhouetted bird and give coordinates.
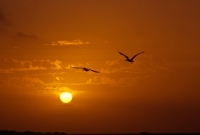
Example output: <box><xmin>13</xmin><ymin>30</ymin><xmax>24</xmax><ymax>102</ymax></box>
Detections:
<box><xmin>71</xmin><ymin>66</ymin><xmax>100</xmax><ymax>73</ymax></box>
<box><xmin>118</xmin><ymin>50</ymin><xmax>144</xmax><ymax>64</ymax></box>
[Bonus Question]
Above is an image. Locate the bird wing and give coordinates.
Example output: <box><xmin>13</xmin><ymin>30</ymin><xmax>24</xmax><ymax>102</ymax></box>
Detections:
<box><xmin>89</xmin><ymin>69</ymin><xmax>100</xmax><ymax>73</ymax></box>
<box><xmin>130</xmin><ymin>51</ymin><xmax>144</xmax><ymax>60</ymax></box>
<box><xmin>118</xmin><ymin>50</ymin><xmax>129</xmax><ymax>59</ymax></box>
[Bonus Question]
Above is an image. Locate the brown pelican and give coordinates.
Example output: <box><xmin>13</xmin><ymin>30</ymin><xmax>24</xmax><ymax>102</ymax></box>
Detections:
<box><xmin>71</xmin><ymin>66</ymin><xmax>100</xmax><ymax>73</ymax></box>
<box><xmin>118</xmin><ymin>50</ymin><xmax>144</xmax><ymax>64</ymax></box>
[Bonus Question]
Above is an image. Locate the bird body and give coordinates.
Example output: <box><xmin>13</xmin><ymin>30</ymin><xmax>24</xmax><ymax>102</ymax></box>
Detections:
<box><xmin>118</xmin><ymin>50</ymin><xmax>144</xmax><ymax>64</ymax></box>
<box><xmin>71</xmin><ymin>66</ymin><xmax>100</xmax><ymax>73</ymax></box>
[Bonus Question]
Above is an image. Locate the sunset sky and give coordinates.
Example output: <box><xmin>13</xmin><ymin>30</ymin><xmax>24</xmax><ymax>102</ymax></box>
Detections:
<box><xmin>0</xmin><ymin>0</ymin><xmax>200</xmax><ymax>134</ymax></box>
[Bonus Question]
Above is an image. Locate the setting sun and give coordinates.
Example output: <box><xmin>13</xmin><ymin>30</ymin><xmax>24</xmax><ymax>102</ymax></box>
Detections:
<box><xmin>60</xmin><ymin>92</ymin><xmax>72</xmax><ymax>103</ymax></box>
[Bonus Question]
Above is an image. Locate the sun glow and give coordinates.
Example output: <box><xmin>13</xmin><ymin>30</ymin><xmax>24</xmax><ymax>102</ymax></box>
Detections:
<box><xmin>60</xmin><ymin>92</ymin><xmax>73</xmax><ymax>103</ymax></box>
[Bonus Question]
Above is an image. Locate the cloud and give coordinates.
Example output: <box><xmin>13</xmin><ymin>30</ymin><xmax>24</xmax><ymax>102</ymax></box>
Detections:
<box><xmin>99</xmin><ymin>59</ymin><xmax>122</xmax><ymax>74</ymax></box>
<box><xmin>58</xmin><ymin>86</ymin><xmax>73</xmax><ymax>92</ymax></box>
<box><xmin>55</xmin><ymin>76</ymin><xmax>64</xmax><ymax>82</ymax></box>
<box><xmin>99</xmin><ymin>77</ymin><xmax>117</xmax><ymax>86</ymax></box>
<box><xmin>50</xmin><ymin>60</ymin><xmax>63</xmax><ymax>69</ymax></box>
<box><xmin>3</xmin><ymin>75</ymin><xmax>45</xmax><ymax>91</ymax></box>
<box><xmin>79</xmin><ymin>54</ymin><xmax>170</xmax><ymax>87</ymax></box>
<box><xmin>83</xmin><ymin>76</ymin><xmax>138</xmax><ymax>87</ymax></box>
<box><xmin>0</xmin><ymin>73</ymin><xmax>75</xmax><ymax>94</ymax></box>
<box><xmin>46</xmin><ymin>39</ymin><xmax>90</xmax><ymax>46</ymax></box>
<box><xmin>0</xmin><ymin>54</ymin><xmax>170</xmax><ymax>90</ymax></box>
<box><xmin>102</xmin><ymin>54</ymin><xmax>168</xmax><ymax>74</ymax></box>
<box><xmin>47</xmin><ymin>54</ymin><xmax>169</xmax><ymax>87</ymax></box>
<box><xmin>0</xmin><ymin>58</ymin><xmax>66</xmax><ymax>73</ymax></box>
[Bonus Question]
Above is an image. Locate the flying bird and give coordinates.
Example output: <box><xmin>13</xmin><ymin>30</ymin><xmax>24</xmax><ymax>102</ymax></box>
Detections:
<box><xmin>71</xmin><ymin>66</ymin><xmax>100</xmax><ymax>73</ymax></box>
<box><xmin>118</xmin><ymin>50</ymin><xmax>144</xmax><ymax>64</ymax></box>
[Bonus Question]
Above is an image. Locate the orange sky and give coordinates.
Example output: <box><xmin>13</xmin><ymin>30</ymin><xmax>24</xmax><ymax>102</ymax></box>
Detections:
<box><xmin>0</xmin><ymin>0</ymin><xmax>200</xmax><ymax>134</ymax></box>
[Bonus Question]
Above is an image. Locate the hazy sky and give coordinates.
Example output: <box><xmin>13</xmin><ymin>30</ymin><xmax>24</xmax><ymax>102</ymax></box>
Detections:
<box><xmin>0</xmin><ymin>0</ymin><xmax>200</xmax><ymax>133</ymax></box>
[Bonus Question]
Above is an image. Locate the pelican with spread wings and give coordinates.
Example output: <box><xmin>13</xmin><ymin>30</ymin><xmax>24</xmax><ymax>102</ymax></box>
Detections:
<box><xmin>71</xmin><ymin>66</ymin><xmax>100</xmax><ymax>73</ymax></box>
<box><xmin>118</xmin><ymin>50</ymin><xmax>144</xmax><ymax>64</ymax></box>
